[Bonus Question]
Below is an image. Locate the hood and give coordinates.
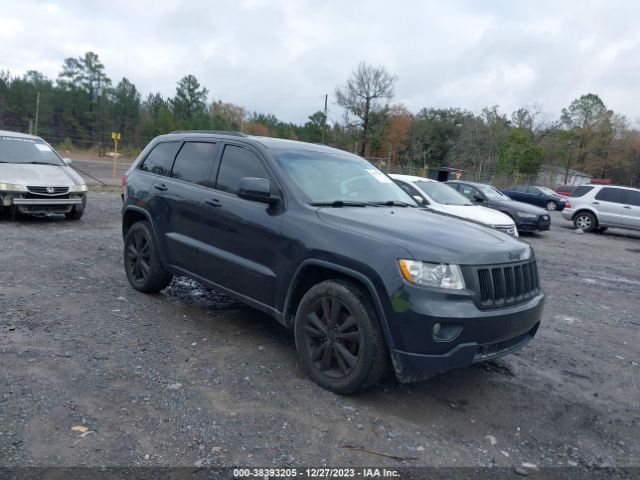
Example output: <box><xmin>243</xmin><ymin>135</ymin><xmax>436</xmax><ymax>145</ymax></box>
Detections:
<box><xmin>493</xmin><ymin>199</ymin><xmax>547</xmax><ymax>215</ymax></box>
<box><xmin>0</xmin><ymin>163</ymin><xmax>85</xmax><ymax>187</ymax></box>
<box><xmin>316</xmin><ymin>207</ymin><xmax>532</xmax><ymax>265</ymax></box>
<box><xmin>433</xmin><ymin>204</ymin><xmax>515</xmax><ymax>227</ymax></box>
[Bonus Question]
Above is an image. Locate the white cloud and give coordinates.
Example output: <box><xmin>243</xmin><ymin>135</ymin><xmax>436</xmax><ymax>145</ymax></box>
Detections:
<box><xmin>1</xmin><ymin>0</ymin><xmax>639</xmax><ymax>124</ymax></box>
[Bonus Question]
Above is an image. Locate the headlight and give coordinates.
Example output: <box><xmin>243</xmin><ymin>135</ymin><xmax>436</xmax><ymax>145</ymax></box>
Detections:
<box><xmin>398</xmin><ymin>260</ymin><xmax>465</xmax><ymax>290</ymax></box>
<box><xmin>0</xmin><ymin>182</ymin><xmax>27</xmax><ymax>192</ymax></box>
<box><xmin>516</xmin><ymin>211</ymin><xmax>537</xmax><ymax>219</ymax></box>
<box><xmin>69</xmin><ymin>184</ymin><xmax>88</xmax><ymax>192</ymax></box>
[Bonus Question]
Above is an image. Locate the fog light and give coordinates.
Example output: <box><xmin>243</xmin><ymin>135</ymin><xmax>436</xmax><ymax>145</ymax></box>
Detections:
<box><xmin>432</xmin><ymin>323</ymin><xmax>441</xmax><ymax>335</ymax></box>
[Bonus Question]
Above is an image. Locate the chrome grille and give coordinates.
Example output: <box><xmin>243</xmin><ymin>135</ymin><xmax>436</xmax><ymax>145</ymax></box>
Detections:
<box><xmin>26</xmin><ymin>186</ymin><xmax>69</xmax><ymax>196</ymax></box>
<box><xmin>474</xmin><ymin>260</ymin><xmax>540</xmax><ymax>308</ymax></box>
<box><xmin>495</xmin><ymin>224</ymin><xmax>517</xmax><ymax>236</ymax></box>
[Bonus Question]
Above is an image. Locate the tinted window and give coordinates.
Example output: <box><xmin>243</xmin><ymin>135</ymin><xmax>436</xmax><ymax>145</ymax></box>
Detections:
<box><xmin>170</xmin><ymin>142</ymin><xmax>217</xmax><ymax>186</ymax></box>
<box><xmin>571</xmin><ymin>185</ymin><xmax>594</xmax><ymax>197</ymax></box>
<box><xmin>625</xmin><ymin>190</ymin><xmax>640</xmax><ymax>206</ymax></box>
<box><xmin>459</xmin><ymin>184</ymin><xmax>482</xmax><ymax>200</ymax></box>
<box><xmin>140</xmin><ymin>142</ymin><xmax>181</xmax><ymax>176</ymax></box>
<box><xmin>216</xmin><ymin>145</ymin><xmax>270</xmax><ymax>195</ymax></box>
<box><xmin>396</xmin><ymin>181</ymin><xmax>424</xmax><ymax>201</ymax></box>
<box><xmin>527</xmin><ymin>186</ymin><xmax>542</xmax><ymax>194</ymax></box>
<box><xmin>512</xmin><ymin>185</ymin><xmax>526</xmax><ymax>192</ymax></box>
<box><xmin>595</xmin><ymin>187</ymin><xmax>625</xmax><ymax>204</ymax></box>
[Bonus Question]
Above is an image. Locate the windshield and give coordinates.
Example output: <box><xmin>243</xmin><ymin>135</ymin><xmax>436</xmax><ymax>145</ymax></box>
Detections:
<box><xmin>274</xmin><ymin>150</ymin><xmax>415</xmax><ymax>205</ymax></box>
<box><xmin>479</xmin><ymin>185</ymin><xmax>511</xmax><ymax>200</ymax></box>
<box><xmin>415</xmin><ymin>181</ymin><xmax>472</xmax><ymax>206</ymax></box>
<box><xmin>0</xmin><ymin>136</ymin><xmax>64</xmax><ymax>166</ymax></box>
<box><xmin>538</xmin><ymin>187</ymin><xmax>557</xmax><ymax>196</ymax></box>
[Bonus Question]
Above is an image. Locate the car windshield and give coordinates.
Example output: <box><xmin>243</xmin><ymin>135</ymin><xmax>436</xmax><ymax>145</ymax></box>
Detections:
<box><xmin>0</xmin><ymin>135</ymin><xmax>64</xmax><ymax>166</ymax></box>
<box><xmin>415</xmin><ymin>180</ymin><xmax>472</xmax><ymax>206</ymax></box>
<box><xmin>538</xmin><ymin>187</ymin><xmax>557</xmax><ymax>196</ymax></box>
<box><xmin>479</xmin><ymin>185</ymin><xmax>511</xmax><ymax>200</ymax></box>
<box><xmin>274</xmin><ymin>150</ymin><xmax>416</xmax><ymax>205</ymax></box>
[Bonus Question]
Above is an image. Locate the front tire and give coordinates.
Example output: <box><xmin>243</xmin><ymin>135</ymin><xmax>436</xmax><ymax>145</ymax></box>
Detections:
<box><xmin>66</xmin><ymin>195</ymin><xmax>86</xmax><ymax>220</ymax></box>
<box><xmin>574</xmin><ymin>212</ymin><xmax>597</xmax><ymax>232</ymax></box>
<box><xmin>546</xmin><ymin>200</ymin><xmax>557</xmax><ymax>211</ymax></box>
<box><xmin>294</xmin><ymin>280</ymin><xmax>388</xmax><ymax>394</ymax></box>
<box><xmin>124</xmin><ymin>221</ymin><xmax>173</xmax><ymax>293</ymax></box>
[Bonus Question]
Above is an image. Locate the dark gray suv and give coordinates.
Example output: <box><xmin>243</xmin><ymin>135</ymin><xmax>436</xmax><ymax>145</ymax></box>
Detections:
<box><xmin>122</xmin><ymin>131</ymin><xmax>545</xmax><ymax>393</ymax></box>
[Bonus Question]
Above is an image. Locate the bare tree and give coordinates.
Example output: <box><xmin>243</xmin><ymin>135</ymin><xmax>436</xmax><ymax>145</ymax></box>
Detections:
<box><xmin>335</xmin><ymin>62</ymin><xmax>395</xmax><ymax>157</ymax></box>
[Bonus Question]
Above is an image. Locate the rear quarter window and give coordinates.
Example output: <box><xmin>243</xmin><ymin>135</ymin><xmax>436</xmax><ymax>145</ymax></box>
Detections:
<box><xmin>625</xmin><ymin>190</ymin><xmax>640</xmax><ymax>207</ymax></box>
<box><xmin>139</xmin><ymin>142</ymin><xmax>181</xmax><ymax>176</ymax></box>
<box><xmin>571</xmin><ymin>186</ymin><xmax>594</xmax><ymax>197</ymax></box>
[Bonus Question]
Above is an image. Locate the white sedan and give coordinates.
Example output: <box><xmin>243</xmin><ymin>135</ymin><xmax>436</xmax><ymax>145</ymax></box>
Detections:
<box><xmin>391</xmin><ymin>174</ymin><xmax>518</xmax><ymax>236</ymax></box>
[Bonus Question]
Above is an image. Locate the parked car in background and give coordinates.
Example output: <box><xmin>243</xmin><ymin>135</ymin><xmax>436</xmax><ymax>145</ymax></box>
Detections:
<box><xmin>122</xmin><ymin>131</ymin><xmax>544</xmax><ymax>393</ymax></box>
<box><xmin>0</xmin><ymin>130</ymin><xmax>87</xmax><ymax>219</ymax></box>
<box><xmin>501</xmin><ymin>185</ymin><xmax>567</xmax><ymax>211</ymax></box>
<box><xmin>390</xmin><ymin>174</ymin><xmax>518</xmax><ymax>236</ymax></box>
<box><xmin>562</xmin><ymin>184</ymin><xmax>640</xmax><ymax>233</ymax></box>
<box><xmin>448</xmin><ymin>180</ymin><xmax>551</xmax><ymax>233</ymax></box>
<box><xmin>555</xmin><ymin>185</ymin><xmax>577</xmax><ymax>197</ymax></box>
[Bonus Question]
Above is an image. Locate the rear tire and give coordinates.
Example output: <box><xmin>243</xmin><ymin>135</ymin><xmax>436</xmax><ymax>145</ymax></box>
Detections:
<box><xmin>294</xmin><ymin>279</ymin><xmax>388</xmax><ymax>394</ymax></box>
<box><xmin>124</xmin><ymin>221</ymin><xmax>173</xmax><ymax>293</ymax></box>
<box><xmin>546</xmin><ymin>200</ymin><xmax>557</xmax><ymax>211</ymax></box>
<box><xmin>574</xmin><ymin>212</ymin><xmax>597</xmax><ymax>232</ymax></box>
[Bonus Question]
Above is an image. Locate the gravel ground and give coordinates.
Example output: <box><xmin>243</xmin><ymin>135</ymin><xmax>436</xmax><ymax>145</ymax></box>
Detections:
<box><xmin>1</xmin><ymin>192</ymin><xmax>639</xmax><ymax>470</ymax></box>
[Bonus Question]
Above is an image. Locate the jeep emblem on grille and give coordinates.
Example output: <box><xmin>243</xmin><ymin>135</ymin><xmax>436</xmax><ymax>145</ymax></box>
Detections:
<box><xmin>47</xmin><ymin>187</ymin><xmax>55</xmax><ymax>194</ymax></box>
<box><xmin>508</xmin><ymin>251</ymin><xmax>521</xmax><ymax>260</ymax></box>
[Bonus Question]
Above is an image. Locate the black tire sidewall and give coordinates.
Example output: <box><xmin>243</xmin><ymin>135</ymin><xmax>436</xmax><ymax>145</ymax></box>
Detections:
<box><xmin>123</xmin><ymin>221</ymin><xmax>171</xmax><ymax>292</ymax></box>
<box><xmin>294</xmin><ymin>280</ymin><xmax>383</xmax><ymax>394</ymax></box>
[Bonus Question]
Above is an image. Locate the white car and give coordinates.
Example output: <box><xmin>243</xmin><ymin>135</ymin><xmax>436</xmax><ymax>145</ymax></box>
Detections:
<box><xmin>390</xmin><ymin>174</ymin><xmax>518</xmax><ymax>236</ymax></box>
<box><xmin>0</xmin><ymin>130</ymin><xmax>87</xmax><ymax>219</ymax></box>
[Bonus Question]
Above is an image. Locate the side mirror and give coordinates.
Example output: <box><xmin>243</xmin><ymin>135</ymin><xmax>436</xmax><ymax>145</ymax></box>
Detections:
<box><xmin>412</xmin><ymin>195</ymin><xmax>424</xmax><ymax>205</ymax></box>
<box><xmin>473</xmin><ymin>194</ymin><xmax>483</xmax><ymax>202</ymax></box>
<box><xmin>237</xmin><ymin>177</ymin><xmax>279</xmax><ymax>205</ymax></box>
<box><xmin>63</xmin><ymin>158</ymin><xmax>72</xmax><ymax>165</ymax></box>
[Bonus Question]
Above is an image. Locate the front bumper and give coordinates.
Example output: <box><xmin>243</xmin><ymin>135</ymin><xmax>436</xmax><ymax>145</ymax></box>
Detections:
<box><xmin>1</xmin><ymin>192</ymin><xmax>84</xmax><ymax>215</ymax></box>
<box><xmin>384</xmin><ymin>283</ymin><xmax>544</xmax><ymax>383</ymax></box>
<box><xmin>516</xmin><ymin>214</ymin><xmax>550</xmax><ymax>232</ymax></box>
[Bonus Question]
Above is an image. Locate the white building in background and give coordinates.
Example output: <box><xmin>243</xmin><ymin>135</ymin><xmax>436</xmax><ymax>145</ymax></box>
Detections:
<box><xmin>537</xmin><ymin>164</ymin><xmax>593</xmax><ymax>187</ymax></box>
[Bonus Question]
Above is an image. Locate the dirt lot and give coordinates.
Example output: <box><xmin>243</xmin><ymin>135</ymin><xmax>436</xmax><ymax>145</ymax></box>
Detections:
<box><xmin>1</xmin><ymin>192</ymin><xmax>639</xmax><ymax>470</ymax></box>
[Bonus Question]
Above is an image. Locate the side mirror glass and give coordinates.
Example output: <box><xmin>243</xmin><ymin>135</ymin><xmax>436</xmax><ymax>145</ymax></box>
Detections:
<box><xmin>63</xmin><ymin>158</ymin><xmax>72</xmax><ymax>165</ymax></box>
<box><xmin>237</xmin><ymin>177</ymin><xmax>279</xmax><ymax>205</ymax></box>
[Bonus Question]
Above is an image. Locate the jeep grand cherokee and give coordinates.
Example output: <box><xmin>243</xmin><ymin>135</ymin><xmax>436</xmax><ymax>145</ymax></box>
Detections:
<box><xmin>121</xmin><ymin>131</ymin><xmax>544</xmax><ymax>393</ymax></box>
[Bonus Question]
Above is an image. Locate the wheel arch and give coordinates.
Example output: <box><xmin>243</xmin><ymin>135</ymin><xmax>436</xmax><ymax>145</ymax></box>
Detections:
<box><xmin>282</xmin><ymin>260</ymin><xmax>395</xmax><ymax>350</ymax></box>
<box><xmin>572</xmin><ymin>208</ymin><xmax>599</xmax><ymax>223</ymax></box>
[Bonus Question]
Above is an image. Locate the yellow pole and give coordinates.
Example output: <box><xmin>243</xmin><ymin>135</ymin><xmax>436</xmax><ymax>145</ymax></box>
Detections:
<box><xmin>112</xmin><ymin>138</ymin><xmax>118</xmax><ymax>184</ymax></box>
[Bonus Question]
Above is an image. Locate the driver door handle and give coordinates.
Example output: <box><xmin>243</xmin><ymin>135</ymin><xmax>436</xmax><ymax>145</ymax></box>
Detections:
<box><xmin>154</xmin><ymin>183</ymin><xmax>168</xmax><ymax>191</ymax></box>
<box><xmin>204</xmin><ymin>198</ymin><xmax>222</xmax><ymax>208</ymax></box>
<box><xmin>623</xmin><ymin>205</ymin><xmax>631</xmax><ymax>209</ymax></box>
<box><xmin>592</xmin><ymin>201</ymin><xmax>599</xmax><ymax>205</ymax></box>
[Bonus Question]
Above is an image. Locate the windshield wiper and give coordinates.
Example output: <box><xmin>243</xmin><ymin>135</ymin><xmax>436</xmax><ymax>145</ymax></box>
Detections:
<box><xmin>309</xmin><ymin>200</ymin><xmax>369</xmax><ymax>207</ymax></box>
<box><xmin>371</xmin><ymin>200</ymin><xmax>414</xmax><ymax>207</ymax></box>
<box><xmin>28</xmin><ymin>161</ymin><xmax>57</xmax><ymax>165</ymax></box>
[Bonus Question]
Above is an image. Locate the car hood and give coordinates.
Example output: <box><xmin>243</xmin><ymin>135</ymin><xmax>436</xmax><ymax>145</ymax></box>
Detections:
<box><xmin>316</xmin><ymin>207</ymin><xmax>531</xmax><ymax>265</ymax></box>
<box><xmin>0</xmin><ymin>163</ymin><xmax>85</xmax><ymax>187</ymax></box>
<box><xmin>492</xmin><ymin>199</ymin><xmax>547</xmax><ymax>215</ymax></box>
<box><xmin>431</xmin><ymin>204</ymin><xmax>515</xmax><ymax>227</ymax></box>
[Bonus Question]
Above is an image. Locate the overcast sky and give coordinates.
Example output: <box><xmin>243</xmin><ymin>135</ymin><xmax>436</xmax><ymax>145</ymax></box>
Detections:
<box><xmin>1</xmin><ymin>0</ymin><xmax>639</xmax><ymax>125</ymax></box>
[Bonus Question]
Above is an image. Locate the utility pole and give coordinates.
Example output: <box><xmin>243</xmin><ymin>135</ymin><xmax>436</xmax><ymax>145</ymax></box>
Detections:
<box><xmin>34</xmin><ymin>91</ymin><xmax>40</xmax><ymax>135</ymax></box>
<box><xmin>321</xmin><ymin>93</ymin><xmax>328</xmax><ymax>144</ymax></box>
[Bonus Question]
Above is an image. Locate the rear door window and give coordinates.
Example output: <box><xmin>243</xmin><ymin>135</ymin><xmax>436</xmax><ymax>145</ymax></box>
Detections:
<box><xmin>625</xmin><ymin>190</ymin><xmax>640</xmax><ymax>206</ymax></box>
<box><xmin>170</xmin><ymin>142</ymin><xmax>218</xmax><ymax>187</ymax></box>
<box><xmin>570</xmin><ymin>186</ymin><xmax>594</xmax><ymax>197</ymax></box>
<box><xmin>595</xmin><ymin>187</ymin><xmax>625</xmax><ymax>204</ymax></box>
<box><xmin>215</xmin><ymin>144</ymin><xmax>271</xmax><ymax>195</ymax></box>
<box><xmin>139</xmin><ymin>142</ymin><xmax>181</xmax><ymax>176</ymax></box>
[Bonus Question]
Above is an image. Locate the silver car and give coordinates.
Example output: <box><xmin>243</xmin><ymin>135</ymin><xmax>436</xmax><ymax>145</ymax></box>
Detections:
<box><xmin>562</xmin><ymin>184</ymin><xmax>640</xmax><ymax>233</ymax></box>
<box><xmin>0</xmin><ymin>130</ymin><xmax>87</xmax><ymax>219</ymax></box>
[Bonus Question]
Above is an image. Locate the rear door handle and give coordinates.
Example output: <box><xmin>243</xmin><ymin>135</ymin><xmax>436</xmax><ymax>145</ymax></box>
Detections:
<box><xmin>592</xmin><ymin>201</ymin><xmax>599</xmax><ymax>205</ymax></box>
<box><xmin>623</xmin><ymin>205</ymin><xmax>631</xmax><ymax>209</ymax></box>
<box><xmin>154</xmin><ymin>183</ymin><xmax>168</xmax><ymax>191</ymax></box>
<box><xmin>204</xmin><ymin>198</ymin><xmax>222</xmax><ymax>207</ymax></box>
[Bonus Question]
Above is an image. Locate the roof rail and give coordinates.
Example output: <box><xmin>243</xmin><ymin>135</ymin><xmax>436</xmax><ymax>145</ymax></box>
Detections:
<box><xmin>169</xmin><ymin>130</ymin><xmax>248</xmax><ymax>137</ymax></box>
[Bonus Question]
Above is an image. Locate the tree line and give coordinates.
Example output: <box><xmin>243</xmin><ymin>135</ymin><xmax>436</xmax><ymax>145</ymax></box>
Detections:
<box><xmin>1</xmin><ymin>52</ymin><xmax>639</xmax><ymax>186</ymax></box>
